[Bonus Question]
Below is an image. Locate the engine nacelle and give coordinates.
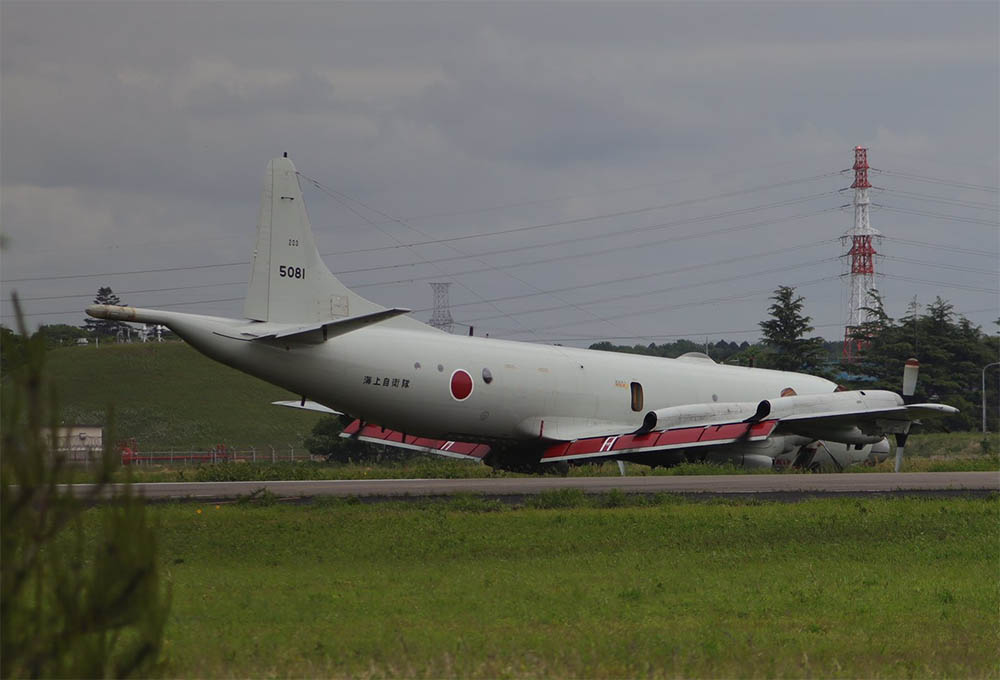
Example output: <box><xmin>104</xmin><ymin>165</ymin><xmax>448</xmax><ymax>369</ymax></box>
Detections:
<box><xmin>757</xmin><ymin>389</ymin><xmax>903</xmax><ymax>422</ymax></box>
<box><xmin>641</xmin><ymin>390</ymin><xmax>906</xmax><ymax>446</ymax></box>
<box><xmin>640</xmin><ymin>401</ymin><xmax>761</xmax><ymax>432</ymax></box>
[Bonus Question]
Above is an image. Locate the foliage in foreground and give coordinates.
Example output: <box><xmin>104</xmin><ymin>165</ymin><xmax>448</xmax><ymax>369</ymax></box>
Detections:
<box><xmin>0</xmin><ymin>302</ymin><xmax>170</xmax><ymax>678</ymax></box>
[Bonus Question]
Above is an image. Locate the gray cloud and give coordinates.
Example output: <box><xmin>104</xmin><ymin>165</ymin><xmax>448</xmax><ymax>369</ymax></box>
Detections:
<box><xmin>2</xmin><ymin>1</ymin><xmax>997</xmax><ymax>342</ymax></box>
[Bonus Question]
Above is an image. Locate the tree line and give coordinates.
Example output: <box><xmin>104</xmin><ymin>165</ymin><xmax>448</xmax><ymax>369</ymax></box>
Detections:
<box><xmin>2</xmin><ymin>286</ymin><xmax>174</xmax><ymax>374</ymax></box>
<box><xmin>590</xmin><ymin>285</ymin><xmax>999</xmax><ymax>432</ymax></box>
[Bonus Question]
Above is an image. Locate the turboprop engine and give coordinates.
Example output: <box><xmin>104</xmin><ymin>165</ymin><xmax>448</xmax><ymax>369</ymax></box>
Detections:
<box><xmin>639</xmin><ymin>389</ymin><xmax>903</xmax><ymax>446</ymax></box>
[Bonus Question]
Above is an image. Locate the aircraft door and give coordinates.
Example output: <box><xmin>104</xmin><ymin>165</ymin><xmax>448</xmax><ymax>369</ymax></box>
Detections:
<box><xmin>630</xmin><ymin>382</ymin><xmax>644</xmax><ymax>412</ymax></box>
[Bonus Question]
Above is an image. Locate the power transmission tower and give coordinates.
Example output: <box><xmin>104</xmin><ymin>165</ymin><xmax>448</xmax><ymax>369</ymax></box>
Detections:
<box><xmin>429</xmin><ymin>282</ymin><xmax>454</xmax><ymax>333</ymax></box>
<box><xmin>842</xmin><ymin>146</ymin><xmax>882</xmax><ymax>362</ymax></box>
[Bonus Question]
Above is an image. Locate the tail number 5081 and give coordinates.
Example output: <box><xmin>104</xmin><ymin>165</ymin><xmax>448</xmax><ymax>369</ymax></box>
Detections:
<box><xmin>279</xmin><ymin>266</ymin><xmax>305</xmax><ymax>279</ymax></box>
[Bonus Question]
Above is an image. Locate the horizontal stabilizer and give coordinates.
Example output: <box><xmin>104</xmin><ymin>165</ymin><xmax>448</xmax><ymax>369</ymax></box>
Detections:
<box><xmin>215</xmin><ymin>308</ymin><xmax>411</xmax><ymax>343</ymax></box>
<box><xmin>272</xmin><ymin>400</ymin><xmax>343</xmax><ymax>415</ymax></box>
<box><xmin>340</xmin><ymin>420</ymin><xmax>490</xmax><ymax>461</ymax></box>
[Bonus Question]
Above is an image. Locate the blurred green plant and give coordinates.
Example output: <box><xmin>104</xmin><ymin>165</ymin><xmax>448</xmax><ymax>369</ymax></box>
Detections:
<box><xmin>1</xmin><ymin>295</ymin><xmax>170</xmax><ymax>678</ymax></box>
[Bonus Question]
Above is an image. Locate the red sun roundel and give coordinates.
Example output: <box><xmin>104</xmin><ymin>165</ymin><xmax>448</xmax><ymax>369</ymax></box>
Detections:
<box><xmin>450</xmin><ymin>369</ymin><xmax>474</xmax><ymax>401</ymax></box>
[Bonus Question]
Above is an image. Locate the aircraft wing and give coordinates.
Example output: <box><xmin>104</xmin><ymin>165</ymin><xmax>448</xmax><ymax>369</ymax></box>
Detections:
<box><xmin>540</xmin><ymin>420</ymin><xmax>779</xmax><ymax>463</ymax></box>
<box><xmin>776</xmin><ymin>402</ymin><xmax>958</xmax><ymax>438</ymax></box>
<box><xmin>542</xmin><ymin>392</ymin><xmax>957</xmax><ymax>464</ymax></box>
<box><xmin>339</xmin><ymin>420</ymin><xmax>490</xmax><ymax>461</ymax></box>
<box><xmin>333</xmin><ymin>391</ymin><xmax>955</xmax><ymax>467</ymax></box>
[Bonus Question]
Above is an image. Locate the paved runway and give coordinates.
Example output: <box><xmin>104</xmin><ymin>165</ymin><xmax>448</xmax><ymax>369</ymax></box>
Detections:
<box><xmin>78</xmin><ymin>471</ymin><xmax>999</xmax><ymax>502</ymax></box>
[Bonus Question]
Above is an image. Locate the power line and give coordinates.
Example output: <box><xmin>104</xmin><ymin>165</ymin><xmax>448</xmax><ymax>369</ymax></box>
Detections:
<box><xmin>3</xmin><ymin>239</ymin><xmax>835</xmax><ymax>311</ymax></box>
<box><xmin>334</xmin><ymin>204</ymin><xmax>840</xmax><ymax>277</ymax></box>
<box><xmin>306</xmin><ymin>169</ymin><xmax>545</xmax><ymax>337</ymax></box>
<box><xmin>487</xmin><ymin>276</ymin><xmax>842</xmax><ymax>336</ymax></box>
<box><xmin>879</xmin><ymin>274</ymin><xmax>998</xmax><ymax>295</ymax></box>
<box><xmin>882</xmin><ymin>235</ymin><xmax>998</xmax><ymax>259</ymax></box>
<box><xmin>413</xmin><ymin>254</ymin><xmax>838</xmax><ymax>315</ymax></box>
<box><xmin>1</xmin><ymin>191</ymin><xmax>837</xmax><ymax>286</ymax></box>
<box><xmin>312</xmin><ymin>165</ymin><xmax>838</xmax><ymax>226</ymax></box>
<box><xmin>3</xmin><ymin>280</ymin><xmax>246</xmax><ymax>303</ymax></box>
<box><xmin>872</xmin><ymin>168</ymin><xmax>999</xmax><ymax>193</ymax></box>
<box><xmin>461</xmin><ymin>266</ymin><xmax>840</xmax><ymax>327</ymax></box>
<box><xmin>366</xmin><ymin>240</ymin><xmax>834</xmax><ymax>300</ymax></box>
<box><xmin>303</xmin><ymin>171</ymin><xmax>842</xmax><ymax>255</ymax></box>
<box><xmin>874</xmin><ymin>204</ymin><xmax>999</xmax><ymax>227</ymax></box>
<box><xmin>318</xmin><ymin>186</ymin><xmax>839</xmax><ymax>256</ymax></box>
<box><xmin>525</xmin><ymin>321</ymin><xmax>850</xmax><ymax>344</ymax></box>
<box><xmin>2</xmin><ymin>260</ymin><xmax>248</xmax><ymax>284</ymax></box>
<box><xmin>877</xmin><ymin>187</ymin><xmax>998</xmax><ymax>211</ymax></box>
<box><xmin>882</xmin><ymin>255</ymin><xmax>999</xmax><ymax>276</ymax></box>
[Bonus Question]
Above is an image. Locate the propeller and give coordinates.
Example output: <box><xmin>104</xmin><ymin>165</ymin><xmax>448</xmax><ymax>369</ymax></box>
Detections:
<box><xmin>894</xmin><ymin>358</ymin><xmax>919</xmax><ymax>472</ymax></box>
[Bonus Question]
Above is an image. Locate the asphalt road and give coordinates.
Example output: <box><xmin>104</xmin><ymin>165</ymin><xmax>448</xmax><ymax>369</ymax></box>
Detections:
<box><xmin>75</xmin><ymin>471</ymin><xmax>999</xmax><ymax>502</ymax></box>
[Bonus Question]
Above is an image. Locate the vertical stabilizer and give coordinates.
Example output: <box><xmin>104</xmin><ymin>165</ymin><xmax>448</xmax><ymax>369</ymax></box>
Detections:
<box><xmin>244</xmin><ymin>156</ymin><xmax>389</xmax><ymax>324</ymax></box>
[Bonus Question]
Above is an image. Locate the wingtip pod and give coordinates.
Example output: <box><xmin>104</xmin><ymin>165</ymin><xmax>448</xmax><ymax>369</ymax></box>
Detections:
<box><xmin>905</xmin><ymin>403</ymin><xmax>960</xmax><ymax>417</ymax></box>
<box><xmin>87</xmin><ymin>303</ymin><xmax>137</xmax><ymax>321</ymax></box>
<box><xmin>86</xmin><ymin>303</ymin><xmax>174</xmax><ymax>326</ymax></box>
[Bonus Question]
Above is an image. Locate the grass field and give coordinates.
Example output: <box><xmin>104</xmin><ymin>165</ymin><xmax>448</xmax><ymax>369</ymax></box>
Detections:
<box><xmin>64</xmin><ymin>444</ymin><xmax>999</xmax><ymax>484</ymax></box>
<box><xmin>107</xmin><ymin>494</ymin><xmax>1000</xmax><ymax>678</ymax></box>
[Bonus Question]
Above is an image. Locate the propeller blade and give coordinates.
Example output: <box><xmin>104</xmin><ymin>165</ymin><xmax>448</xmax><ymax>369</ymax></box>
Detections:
<box><xmin>902</xmin><ymin>358</ymin><xmax>919</xmax><ymax>403</ymax></box>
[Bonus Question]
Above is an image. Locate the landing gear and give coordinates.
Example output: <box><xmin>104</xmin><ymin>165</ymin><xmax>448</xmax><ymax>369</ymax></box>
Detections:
<box><xmin>483</xmin><ymin>444</ymin><xmax>563</xmax><ymax>474</ymax></box>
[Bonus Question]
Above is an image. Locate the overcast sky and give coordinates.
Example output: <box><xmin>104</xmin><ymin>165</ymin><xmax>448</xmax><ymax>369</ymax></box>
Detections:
<box><xmin>2</xmin><ymin>1</ymin><xmax>997</xmax><ymax>347</ymax></box>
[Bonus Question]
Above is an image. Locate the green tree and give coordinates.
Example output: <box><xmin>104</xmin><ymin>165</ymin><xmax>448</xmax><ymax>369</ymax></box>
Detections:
<box><xmin>37</xmin><ymin>323</ymin><xmax>91</xmax><ymax>348</ymax></box>
<box><xmin>84</xmin><ymin>286</ymin><xmax>129</xmax><ymax>339</ymax></box>
<box><xmin>758</xmin><ymin>286</ymin><xmax>827</xmax><ymax>373</ymax></box>
<box><xmin>1</xmin><ymin>300</ymin><xmax>170</xmax><ymax>677</ymax></box>
<box><xmin>850</xmin><ymin>297</ymin><xmax>999</xmax><ymax>431</ymax></box>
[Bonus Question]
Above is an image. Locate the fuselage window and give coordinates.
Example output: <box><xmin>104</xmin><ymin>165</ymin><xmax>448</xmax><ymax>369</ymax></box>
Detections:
<box><xmin>630</xmin><ymin>382</ymin><xmax>644</xmax><ymax>412</ymax></box>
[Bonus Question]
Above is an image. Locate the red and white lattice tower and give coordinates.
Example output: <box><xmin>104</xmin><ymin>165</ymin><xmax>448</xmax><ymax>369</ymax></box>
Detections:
<box><xmin>842</xmin><ymin>146</ymin><xmax>881</xmax><ymax>361</ymax></box>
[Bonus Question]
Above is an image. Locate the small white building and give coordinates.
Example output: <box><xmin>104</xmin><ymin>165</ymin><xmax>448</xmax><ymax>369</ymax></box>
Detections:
<box><xmin>42</xmin><ymin>425</ymin><xmax>104</xmax><ymax>461</ymax></box>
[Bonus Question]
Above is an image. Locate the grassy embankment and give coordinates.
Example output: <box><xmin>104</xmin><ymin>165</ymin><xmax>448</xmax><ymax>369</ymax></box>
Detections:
<box><xmin>115</xmin><ymin>494</ymin><xmax>998</xmax><ymax>678</ymax></box>
<box><xmin>47</xmin><ymin>341</ymin><xmax>324</xmax><ymax>451</ymax></box>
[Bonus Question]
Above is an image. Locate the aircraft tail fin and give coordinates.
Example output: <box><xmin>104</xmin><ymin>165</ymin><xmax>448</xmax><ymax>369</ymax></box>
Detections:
<box><xmin>244</xmin><ymin>155</ymin><xmax>421</xmax><ymax>327</ymax></box>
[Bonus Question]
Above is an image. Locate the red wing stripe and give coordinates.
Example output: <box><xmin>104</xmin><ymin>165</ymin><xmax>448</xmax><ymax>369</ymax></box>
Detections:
<box><xmin>541</xmin><ymin>420</ymin><xmax>779</xmax><ymax>462</ymax></box>
<box><xmin>698</xmin><ymin>423</ymin><xmax>753</xmax><ymax>442</ymax></box>
<box><xmin>653</xmin><ymin>427</ymin><xmax>705</xmax><ymax>447</ymax></box>
<box><xmin>341</xmin><ymin>420</ymin><xmax>489</xmax><ymax>460</ymax></box>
